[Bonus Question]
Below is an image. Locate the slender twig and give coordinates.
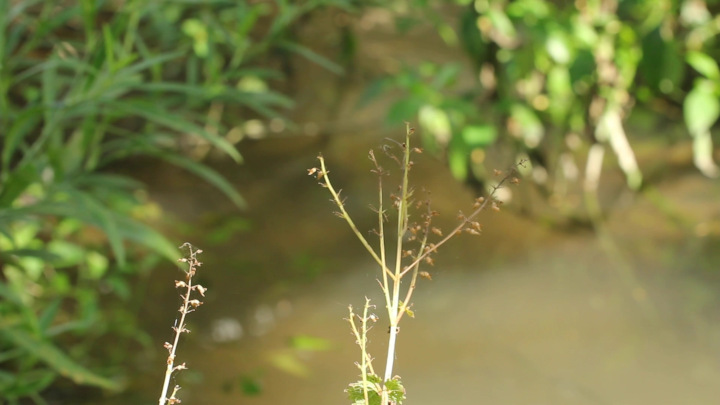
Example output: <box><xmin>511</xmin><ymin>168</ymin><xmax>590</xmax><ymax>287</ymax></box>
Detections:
<box><xmin>369</xmin><ymin>150</ymin><xmax>393</xmax><ymax>318</ymax></box>
<box><xmin>316</xmin><ymin>156</ymin><xmax>395</xmax><ymax>281</ymax></box>
<box><xmin>158</xmin><ymin>243</ymin><xmax>207</xmax><ymax>405</ymax></box>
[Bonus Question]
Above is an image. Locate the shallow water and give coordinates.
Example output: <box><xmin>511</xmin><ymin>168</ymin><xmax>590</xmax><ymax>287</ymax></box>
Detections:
<box><xmin>99</xmin><ymin>7</ymin><xmax>720</xmax><ymax>403</ymax></box>
<box><xmin>109</xmin><ymin>131</ymin><xmax>720</xmax><ymax>405</ymax></box>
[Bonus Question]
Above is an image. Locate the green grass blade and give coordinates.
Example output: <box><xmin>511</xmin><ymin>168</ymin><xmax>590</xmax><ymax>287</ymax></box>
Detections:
<box><xmin>2</xmin><ymin>327</ymin><xmax>122</xmax><ymax>391</ymax></box>
<box><xmin>107</xmin><ymin>100</ymin><xmax>242</xmax><ymax>162</ymax></box>
<box><xmin>278</xmin><ymin>40</ymin><xmax>344</xmax><ymax>75</ymax></box>
<box><xmin>159</xmin><ymin>153</ymin><xmax>247</xmax><ymax>209</ymax></box>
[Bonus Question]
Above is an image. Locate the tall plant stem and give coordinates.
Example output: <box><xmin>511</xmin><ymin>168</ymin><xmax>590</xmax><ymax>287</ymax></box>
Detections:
<box><xmin>382</xmin><ymin>123</ymin><xmax>413</xmax><ymax>394</ymax></box>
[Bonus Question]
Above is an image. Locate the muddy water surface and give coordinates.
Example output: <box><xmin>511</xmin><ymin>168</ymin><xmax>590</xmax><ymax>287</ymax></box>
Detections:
<box><xmin>117</xmin><ymin>132</ymin><xmax>720</xmax><ymax>405</ymax></box>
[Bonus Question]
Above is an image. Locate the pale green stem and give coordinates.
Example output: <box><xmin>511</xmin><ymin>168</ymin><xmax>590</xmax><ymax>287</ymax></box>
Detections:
<box><xmin>318</xmin><ymin>156</ymin><xmax>395</xmax><ymax>280</ymax></box>
<box><xmin>382</xmin><ymin>123</ymin><xmax>413</xmax><ymax>397</ymax></box>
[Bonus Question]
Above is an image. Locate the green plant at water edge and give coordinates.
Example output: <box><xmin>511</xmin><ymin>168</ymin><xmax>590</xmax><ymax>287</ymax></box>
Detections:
<box><xmin>158</xmin><ymin>243</ymin><xmax>206</xmax><ymax>405</ymax></box>
<box><xmin>309</xmin><ymin>123</ymin><xmax>522</xmax><ymax>404</ymax></box>
<box><xmin>365</xmin><ymin>0</ymin><xmax>720</xmax><ymax>221</ymax></box>
<box><xmin>0</xmin><ymin>0</ymin><xmax>357</xmax><ymax>402</ymax></box>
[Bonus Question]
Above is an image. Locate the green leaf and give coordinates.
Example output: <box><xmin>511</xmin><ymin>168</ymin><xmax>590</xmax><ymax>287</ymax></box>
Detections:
<box><xmin>0</xmin><ymin>162</ymin><xmax>40</xmax><ymax>207</ymax></box>
<box><xmin>461</xmin><ymin>125</ymin><xmax>497</xmax><ymax>148</ymax></box>
<box><xmin>158</xmin><ymin>153</ymin><xmax>246</xmax><ymax>209</ymax></box>
<box><xmin>347</xmin><ymin>374</ymin><xmax>383</xmax><ymax>405</ymax></box>
<box><xmin>431</xmin><ymin>63</ymin><xmax>460</xmax><ymax>89</ymax></box>
<box><xmin>47</xmin><ymin>240</ymin><xmax>85</xmax><ymax>268</ymax></box>
<box><xmin>2</xmin><ymin>106</ymin><xmax>44</xmax><ymax>173</ymax></box>
<box><xmin>113</xmin><ymin>215</ymin><xmax>179</xmax><ymax>264</ymax></box>
<box><xmin>38</xmin><ymin>299</ymin><xmax>62</xmax><ymax>333</ymax></box>
<box><xmin>384</xmin><ymin>377</ymin><xmax>406</xmax><ymax>404</ymax></box>
<box><xmin>55</xmin><ymin>187</ymin><xmax>126</xmax><ymax>267</ymax></box>
<box><xmin>182</xmin><ymin>19</ymin><xmax>209</xmax><ymax>58</ymax></box>
<box><xmin>487</xmin><ymin>9</ymin><xmax>516</xmax><ymax>43</ymax></box>
<box><xmin>0</xmin><ymin>249</ymin><xmax>60</xmax><ymax>264</ymax></box>
<box><xmin>687</xmin><ymin>51</ymin><xmax>720</xmax><ymax>80</ymax></box>
<box><xmin>85</xmin><ymin>251</ymin><xmax>109</xmax><ymax>279</ymax></box>
<box><xmin>239</xmin><ymin>374</ymin><xmax>263</xmax><ymax>396</ymax></box>
<box><xmin>692</xmin><ymin>129</ymin><xmax>719</xmax><ymax>178</ymax></box>
<box><xmin>510</xmin><ymin>104</ymin><xmax>544</xmax><ymax>148</ymax></box>
<box><xmin>546</xmin><ymin>30</ymin><xmax>571</xmax><ymax>65</ymax></box>
<box><xmin>107</xmin><ymin>100</ymin><xmax>242</xmax><ymax>163</ymax></box>
<box><xmin>448</xmin><ymin>135</ymin><xmax>469</xmax><ymax>181</ymax></box>
<box><xmin>418</xmin><ymin>105</ymin><xmax>451</xmax><ymax>144</ymax></box>
<box><xmin>387</xmin><ymin>99</ymin><xmax>424</xmax><ymax>125</ymax></box>
<box><xmin>684</xmin><ymin>80</ymin><xmax>720</xmax><ymax>135</ymax></box>
<box><xmin>278</xmin><ymin>40</ymin><xmax>344</xmax><ymax>75</ymax></box>
<box><xmin>2</xmin><ymin>327</ymin><xmax>122</xmax><ymax>391</ymax></box>
<box><xmin>267</xmin><ymin>350</ymin><xmax>308</xmax><ymax>377</ymax></box>
<box><xmin>288</xmin><ymin>334</ymin><xmax>332</xmax><ymax>351</ymax></box>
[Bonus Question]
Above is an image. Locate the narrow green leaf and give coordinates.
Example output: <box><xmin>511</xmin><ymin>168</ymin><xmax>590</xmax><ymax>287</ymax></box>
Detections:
<box><xmin>71</xmin><ymin>173</ymin><xmax>144</xmax><ymax>191</ymax></box>
<box><xmin>56</xmin><ymin>187</ymin><xmax>126</xmax><ymax>267</ymax></box>
<box><xmin>448</xmin><ymin>136</ymin><xmax>469</xmax><ymax>181</ymax></box>
<box><xmin>102</xmin><ymin>24</ymin><xmax>116</xmax><ymax>72</ymax></box>
<box><xmin>113</xmin><ymin>215</ymin><xmax>179</xmax><ymax>264</ymax></box>
<box><xmin>278</xmin><ymin>40</ymin><xmax>344</xmax><ymax>75</ymax></box>
<box><xmin>461</xmin><ymin>125</ymin><xmax>497</xmax><ymax>148</ymax></box>
<box><xmin>158</xmin><ymin>153</ymin><xmax>246</xmax><ymax>209</ymax></box>
<box><xmin>0</xmin><ymin>162</ymin><xmax>39</xmax><ymax>207</ymax></box>
<box><xmin>288</xmin><ymin>334</ymin><xmax>332</xmax><ymax>351</ymax></box>
<box><xmin>0</xmin><ymin>249</ymin><xmax>61</xmax><ymax>263</ymax></box>
<box><xmin>38</xmin><ymin>299</ymin><xmax>62</xmax><ymax>333</ymax></box>
<box><xmin>2</xmin><ymin>327</ymin><xmax>122</xmax><ymax>391</ymax></box>
<box><xmin>107</xmin><ymin>100</ymin><xmax>242</xmax><ymax>163</ymax></box>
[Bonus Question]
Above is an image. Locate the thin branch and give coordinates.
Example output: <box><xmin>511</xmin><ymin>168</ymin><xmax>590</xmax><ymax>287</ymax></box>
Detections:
<box><xmin>317</xmin><ymin>155</ymin><xmax>395</xmax><ymax>281</ymax></box>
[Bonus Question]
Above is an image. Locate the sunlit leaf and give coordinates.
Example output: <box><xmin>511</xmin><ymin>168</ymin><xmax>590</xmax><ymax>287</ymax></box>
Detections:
<box><xmin>510</xmin><ymin>104</ymin><xmax>544</xmax><ymax>148</ymax></box>
<box><xmin>684</xmin><ymin>80</ymin><xmax>719</xmax><ymax>135</ymax></box>
<box><xmin>487</xmin><ymin>9</ymin><xmax>516</xmax><ymax>43</ymax></box>
<box><xmin>687</xmin><ymin>51</ymin><xmax>720</xmax><ymax>80</ymax></box>
<box><xmin>448</xmin><ymin>136</ymin><xmax>469</xmax><ymax>180</ymax></box>
<box><xmin>86</xmin><ymin>251</ymin><xmax>109</xmax><ymax>279</ymax></box>
<box><xmin>182</xmin><ymin>19</ymin><xmax>209</xmax><ymax>58</ymax></box>
<box><xmin>267</xmin><ymin>350</ymin><xmax>308</xmax><ymax>378</ymax></box>
<box><xmin>546</xmin><ymin>31</ymin><xmax>571</xmax><ymax>64</ymax></box>
<box><xmin>461</xmin><ymin>125</ymin><xmax>497</xmax><ymax>148</ymax></box>
<box><xmin>47</xmin><ymin>240</ymin><xmax>85</xmax><ymax>268</ymax></box>
<box><xmin>237</xmin><ymin>76</ymin><xmax>268</xmax><ymax>93</ymax></box>
<box><xmin>289</xmin><ymin>334</ymin><xmax>333</xmax><ymax>351</ymax></box>
<box><xmin>419</xmin><ymin>105</ymin><xmax>451</xmax><ymax>144</ymax></box>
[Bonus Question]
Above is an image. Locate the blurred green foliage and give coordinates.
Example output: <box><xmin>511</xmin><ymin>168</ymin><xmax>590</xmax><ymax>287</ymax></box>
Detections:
<box><xmin>0</xmin><ymin>0</ymin><xmax>356</xmax><ymax>402</ymax></box>
<box><xmin>3</xmin><ymin>0</ymin><xmax>718</xmax><ymax>401</ymax></box>
<box><xmin>369</xmin><ymin>0</ymin><xmax>720</xmax><ymax>206</ymax></box>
